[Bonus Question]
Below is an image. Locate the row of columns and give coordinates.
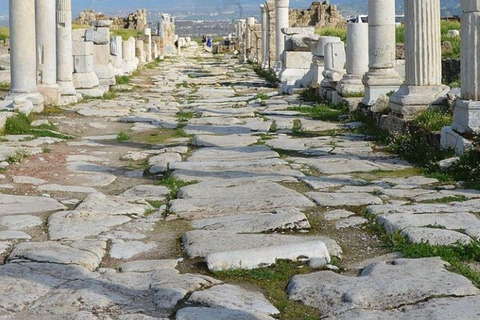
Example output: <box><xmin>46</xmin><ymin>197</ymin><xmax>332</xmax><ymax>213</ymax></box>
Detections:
<box><xmin>9</xmin><ymin>0</ymin><xmax>77</xmax><ymax>109</ymax></box>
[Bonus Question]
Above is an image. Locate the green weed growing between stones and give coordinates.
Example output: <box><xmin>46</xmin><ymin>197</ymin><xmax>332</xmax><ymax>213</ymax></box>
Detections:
<box><xmin>115</xmin><ymin>75</ymin><xmax>131</xmax><ymax>85</ymax></box>
<box><xmin>155</xmin><ymin>175</ymin><xmax>196</xmax><ymax>201</ymax></box>
<box><xmin>116</xmin><ymin>131</ymin><xmax>131</xmax><ymax>142</ymax></box>
<box><xmin>414</xmin><ymin>108</ymin><xmax>453</xmax><ymax>132</ymax></box>
<box><xmin>288</xmin><ymin>103</ymin><xmax>349</xmax><ymax>122</ymax></box>
<box><xmin>4</xmin><ymin>113</ymin><xmax>72</xmax><ymax>139</ymax></box>
<box><xmin>213</xmin><ymin>260</ymin><xmax>321</xmax><ymax>320</ymax></box>
<box><xmin>6</xmin><ymin>148</ymin><xmax>30</xmax><ymax>164</ymax></box>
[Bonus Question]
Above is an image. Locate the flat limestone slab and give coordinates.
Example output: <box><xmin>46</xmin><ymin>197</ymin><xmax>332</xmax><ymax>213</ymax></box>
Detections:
<box><xmin>170</xmin><ymin>181</ymin><xmax>315</xmax><ymax>219</ymax></box>
<box><xmin>182</xmin><ymin>230</ymin><xmax>342</xmax><ymax>258</ymax></box>
<box><xmin>191</xmin><ymin>208</ymin><xmax>310</xmax><ymax>233</ymax></box>
<box><xmin>324</xmin><ymin>296</ymin><xmax>480</xmax><ymax>320</ymax></box>
<box><xmin>171</xmin><ymin>158</ymin><xmax>304</xmax><ymax>182</ymax></box>
<box><xmin>307</xmin><ymin>192</ymin><xmax>383</xmax><ymax>207</ymax></box>
<box><xmin>175</xmin><ymin>307</ymin><xmax>275</xmax><ymax>320</ymax></box>
<box><xmin>0</xmin><ymin>194</ymin><xmax>67</xmax><ymax>215</ymax></box>
<box><xmin>287</xmin><ymin>258</ymin><xmax>479</xmax><ymax>317</ymax></box>
<box><xmin>9</xmin><ymin>241</ymin><xmax>106</xmax><ymax>271</ymax></box>
<box><xmin>120</xmin><ymin>185</ymin><xmax>170</xmax><ymax>202</ymax></box>
<box><xmin>206</xmin><ymin>241</ymin><xmax>331</xmax><ymax>271</ymax></box>
<box><xmin>110</xmin><ymin>240</ymin><xmax>157</xmax><ymax>260</ymax></box>
<box><xmin>37</xmin><ymin>184</ymin><xmax>98</xmax><ymax>194</ymax></box>
<box><xmin>188</xmin><ymin>284</ymin><xmax>279</xmax><ymax>315</ymax></box>
<box><xmin>401</xmin><ymin>227</ymin><xmax>473</xmax><ymax>245</ymax></box>
<box><xmin>192</xmin><ymin>134</ymin><xmax>259</xmax><ymax>148</ymax></box>
<box><xmin>119</xmin><ymin>259</ymin><xmax>178</xmax><ymax>272</ymax></box>
<box><xmin>186</xmin><ymin>146</ymin><xmax>279</xmax><ymax>162</ymax></box>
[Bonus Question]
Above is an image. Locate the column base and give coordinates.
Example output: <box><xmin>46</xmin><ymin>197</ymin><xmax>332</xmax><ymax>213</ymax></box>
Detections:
<box><xmin>77</xmin><ymin>85</ymin><xmax>109</xmax><ymax>98</ymax></box>
<box><xmin>362</xmin><ymin>68</ymin><xmax>403</xmax><ymax>106</ymax></box>
<box><xmin>441</xmin><ymin>126</ymin><xmax>474</xmax><ymax>155</ymax></box>
<box><xmin>37</xmin><ymin>84</ymin><xmax>60</xmax><ymax>107</ymax></box>
<box><xmin>5</xmin><ymin>92</ymin><xmax>45</xmax><ymax>113</ymax></box>
<box><xmin>73</xmin><ymin>71</ymin><xmax>100</xmax><ymax>89</ymax></box>
<box><xmin>336</xmin><ymin>74</ymin><xmax>365</xmax><ymax>98</ymax></box>
<box><xmin>452</xmin><ymin>99</ymin><xmax>480</xmax><ymax>134</ymax></box>
<box><xmin>58</xmin><ymin>81</ymin><xmax>77</xmax><ymax>96</ymax></box>
<box><xmin>389</xmin><ymin>84</ymin><xmax>450</xmax><ymax>120</ymax></box>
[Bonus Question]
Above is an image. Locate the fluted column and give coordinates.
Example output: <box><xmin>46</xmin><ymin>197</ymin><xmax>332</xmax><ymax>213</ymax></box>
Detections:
<box><xmin>337</xmin><ymin>21</ymin><xmax>369</xmax><ymax>98</ymax></box>
<box><xmin>36</xmin><ymin>0</ymin><xmax>60</xmax><ymax>105</ymax></box>
<box><xmin>362</xmin><ymin>0</ymin><xmax>402</xmax><ymax>106</ymax></box>
<box><xmin>7</xmin><ymin>0</ymin><xmax>45</xmax><ymax>110</ymax></box>
<box><xmin>275</xmin><ymin>0</ymin><xmax>289</xmax><ymax>67</ymax></box>
<box><xmin>451</xmin><ymin>0</ymin><xmax>480</xmax><ymax>133</ymax></box>
<box><xmin>56</xmin><ymin>0</ymin><xmax>76</xmax><ymax>95</ymax></box>
<box><xmin>144</xmin><ymin>28</ymin><xmax>152</xmax><ymax>62</ymax></box>
<box><xmin>260</xmin><ymin>4</ymin><xmax>268</xmax><ymax>68</ymax></box>
<box><xmin>389</xmin><ymin>0</ymin><xmax>448</xmax><ymax>119</ymax></box>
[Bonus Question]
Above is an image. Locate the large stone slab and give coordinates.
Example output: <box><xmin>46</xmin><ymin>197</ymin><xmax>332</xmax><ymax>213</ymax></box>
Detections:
<box><xmin>171</xmin><ymin>158</ymin><xmax>304</xmax><ymax>182</ymax></box>
<box><xmin>290</xmin><ymin>156</ymin><xmax>410</xmax><ymax>174</ymax></box>
<box><xmin>110</xmin><ymin>240</ymin><xmax>157</xmax><ymax>260</ymax></box>
<box><xmin>287</xmin><ymin>258</ymin><xmax>479</xmax><ymax>317</ymax></box>
<box><xmin>120</xmin><ymin>185</ymin><xmax>170</xmax><ymax>202</ymax></box>
<box><xmin>192</xmin><ymin>134</ymin><xmax>259</xmax><ymax>148</ymax></box>
<box><xmin>186</xmin><ymin>146</ymin><xmax>279</xmax><ymax>162</ymax></box>
<box><xmin>182</xmin><ymin>230</ymin><xmax>342</xmax><ymax>258</ymax></box>
<box><xmin>206</xmin><ymin>240</ymin><xmax>331</xmax><ymax>271</ymax></box>
<box><xmin>0</xmin><ymin>194</ymin><xmax>66</xmax><ymax>215</ymax></box>
<box><xmin>8</xmin><ymin>241</ymin><xmax>106</xmax><ymax>271</ymax></box>
<box><xmin>188</xmin><ymin>284</ymin><xmax>279</xmax><ymax>315</ymax></box>
<box><xmin>170</xmin><ymin>181</ymin><xmax>315</xmax><ymax>219</ymax></box>
<box><xmin>176</xmin><ymin>307</ymin><xmax>275</xmax><ymax>320</ymax></box>
<box><xmin>307</xmin><ymin>192</ymin><xmax>383</xmax><ymax>207</ymax></box>
<box><xmin>324</xmin><ymin>296</ymin><xmax>480</xmax><ymax>320</ymax></box>
<box><xmin>191</xmin><ymin>208</ymin><xmax>310</xmax><ymax>233</ymax></box>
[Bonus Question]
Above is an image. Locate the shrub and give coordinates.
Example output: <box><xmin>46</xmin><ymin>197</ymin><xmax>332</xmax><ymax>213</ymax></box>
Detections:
<box><xmin>316</xmin><ymin>27</ymin><xmax>347</xmax><ymax>42</ymax></box>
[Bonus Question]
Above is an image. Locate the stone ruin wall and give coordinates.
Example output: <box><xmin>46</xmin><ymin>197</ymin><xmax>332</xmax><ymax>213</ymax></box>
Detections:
<box><xmin>289</xmin><ymin>1</ymin><xmax>346</xmax><ymax>29</ymax></box>
<box><xmin>75</xmin><ymin>9</ymin><xmax>148</xmax><ymax>31</ymax></box>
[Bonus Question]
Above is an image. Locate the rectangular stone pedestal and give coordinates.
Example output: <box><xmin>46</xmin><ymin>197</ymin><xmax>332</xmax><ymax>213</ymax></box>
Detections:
<box><xmin>452</xmin><ymin>100</ymin><xmax>480</xmax><ymax>134</ymax></box>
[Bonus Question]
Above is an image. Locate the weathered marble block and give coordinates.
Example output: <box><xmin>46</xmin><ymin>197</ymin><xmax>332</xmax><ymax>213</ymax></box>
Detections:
<box><xmin>74</xmin><ymin>55</ymin><xmax>94</xmax><ymax>73</ymax></box>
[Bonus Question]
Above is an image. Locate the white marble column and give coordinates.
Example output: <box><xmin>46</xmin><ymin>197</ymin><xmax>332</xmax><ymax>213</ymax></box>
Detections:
<box><xmin>362</xmin><ymin>0</ymin><xmax>402</xmax><ymax>106</ymax></box>
<box><xmin>36</xmin><ymin>0</ymin><xmax>59</xmax><ymax>105</ymax></box>
<box><xmin>389</xmin><ymin>0</ymin><xmax>448</xmax><ymax>119</ymax></box>
<box><xmin>57</xmin><ymin>0</ymin><xmax>76</xmax><ymax>95</ymax></box>
<box><xmin>144</xmin><ymin>28</ymin><xmax>152</xmax><ymax>62</ymax></box>
<box><xmin>275</xmin><ymin>0</ymin><xmax>289</xmax><ymax>68</ymax></box>
<box><xmin>451</xmin><ymin>0</ymin><xmax>480</xmax><ymax>133</ymax></box>
<box><xmin>260</xmin><ymin>4</ymin><xmax>268</xmax><ymax>68</ymax></box>
<box><xmin>337</xmin><ymin>21</ymin><xmax>369</xmax><ymax>98</ymax></box>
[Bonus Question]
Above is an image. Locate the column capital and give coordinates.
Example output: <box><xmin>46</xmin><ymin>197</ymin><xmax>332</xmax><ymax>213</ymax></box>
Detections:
<box><xmin>260</xmin><ymin>4</ymin><xmax>265</xmax><ymax>11</ymax></box>
<box><xmin>275</xmin><ymin>0</ymin><xmax>289</xmax><ymax>9</ymax></box>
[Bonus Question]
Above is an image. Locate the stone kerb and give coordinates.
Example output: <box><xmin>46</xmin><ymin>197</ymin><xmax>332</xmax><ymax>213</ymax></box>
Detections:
<box><xmin>72</xmin><ymin>29</ymin><xmax>101</xmax><ymax>97</ymax></box>
<box><xmin>336</xmin><ymin>21</ymin><xmax>369</xmax><ymax>106</ymax></box>
<box><xmin>321</xmin><ymin>41</ymin><xmax>346</xmax><ymax>102</ymax></box>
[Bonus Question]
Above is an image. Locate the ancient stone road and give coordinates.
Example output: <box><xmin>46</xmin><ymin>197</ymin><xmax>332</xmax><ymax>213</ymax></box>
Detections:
<box><xmin>0</xmin><ymin>53</ymin><xmax>480</xmax><ymax>319</ymax></box>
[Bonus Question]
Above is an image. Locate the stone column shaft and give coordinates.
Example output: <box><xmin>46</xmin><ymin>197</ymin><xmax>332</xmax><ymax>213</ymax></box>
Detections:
<box><xmin>337</xmin><ymin>21</ymin><xmax>369</xmax><ymax>97</ymax></box>
<box><xmin>389</xmin><ymin>0</ymin><xmax>448</xmax><ymax>119</ymax></box>
<box><xmin>36</xmin><ymin>0</ymin><xmax>57</xmax><ymax>86</ymax></box>
<box><xmin>9</xmin><ymin>0</ymin><xmax>37</xmax><ymax>95</ymax></box>
<box><xmin>260</xmin><ymin>5</ymin><xmax>268</xmax><ymax>68</ymax></box>
<box><xmin>405</xmin><ymin>0</ymin><xmax>442</xmax><ymax>86</ymax></box>
<box><xmin>275</xmin><ymin>0</ymin><xmax>289</xmax><ymax>63</ymax></box>
<box><xmin>56</xmin><ymin>0</ymin><xmax>76</xmax><ymax>95</ymax></box>
<box><xmin>361</xmin><ymin>0</ymin><xmax>402</xmax><ymax>106</ymax></box>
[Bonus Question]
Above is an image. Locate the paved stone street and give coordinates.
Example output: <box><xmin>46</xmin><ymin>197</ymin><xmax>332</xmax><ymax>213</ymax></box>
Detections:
<box><xmin>0</xmin><ymin>53</ymin><xmax>479</xmax><ymax>319</ymax></box>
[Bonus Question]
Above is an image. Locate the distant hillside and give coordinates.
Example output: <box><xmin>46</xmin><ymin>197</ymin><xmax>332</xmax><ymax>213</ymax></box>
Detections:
<box><xmin>0</xmin><ymin>0</ymin><xmax>463</xmax><ymax>17</ymax></box>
